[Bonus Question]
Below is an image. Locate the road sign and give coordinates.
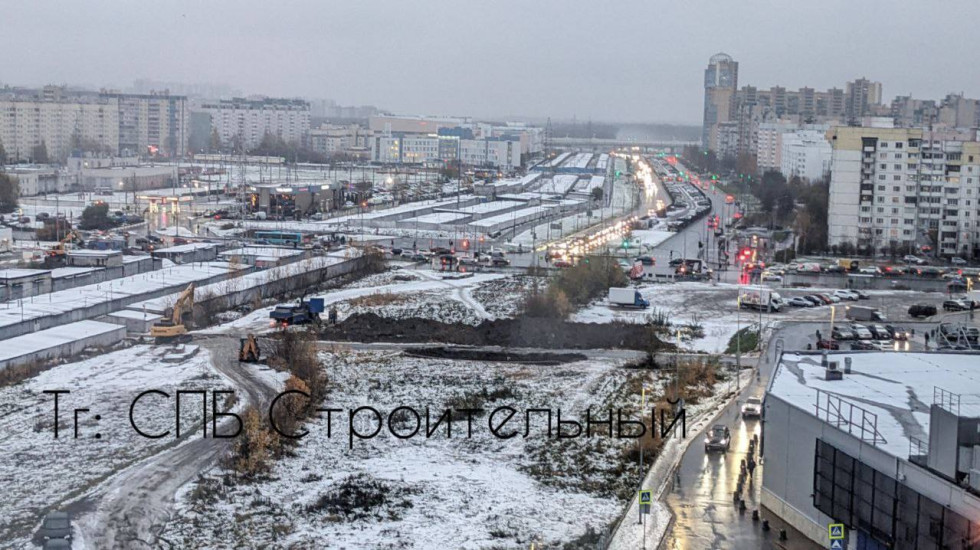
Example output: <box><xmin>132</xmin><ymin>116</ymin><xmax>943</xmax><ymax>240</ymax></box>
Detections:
<box><xmin>829</xmin><ymin>523</ymin><xmax>845</xmax><ymax>540</ymax></box>
<box><xmin>638</xmin><ymin>489</ymin><xmax>652</xmax><ymax>514</ymax></box>
<box><xmin>830</xmin><ymin>540</ymin><xmax>843</xmax><ymax>549</ymax></box>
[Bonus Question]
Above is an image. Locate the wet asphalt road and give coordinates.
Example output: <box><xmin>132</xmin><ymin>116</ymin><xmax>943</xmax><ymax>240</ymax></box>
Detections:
<box><xmin>662</xmin><ymin>325</ymin><xmax>824</xmax><ymax>550</ymax></box>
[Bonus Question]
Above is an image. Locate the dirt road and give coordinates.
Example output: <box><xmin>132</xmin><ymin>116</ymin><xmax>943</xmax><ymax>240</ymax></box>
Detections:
<box><xmin>70</xmin><ymin>336</ymin><xmax>279</xmax><ymax>549</ymax></box>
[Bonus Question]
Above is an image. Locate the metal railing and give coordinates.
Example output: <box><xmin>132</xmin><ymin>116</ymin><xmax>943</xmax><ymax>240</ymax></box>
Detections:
<box><xmin>814</xmin><ymin>388</ymin><xmax>887</xmax><ymax>446</ymax></box>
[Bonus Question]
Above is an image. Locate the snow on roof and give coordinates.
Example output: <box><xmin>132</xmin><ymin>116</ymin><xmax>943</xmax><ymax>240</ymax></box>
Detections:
<box><xmin>154</xmin><ymin>242</ymin><xmax>218</xmax><ymax>254</ymax></box>
<box><xmin>441</xmin><ymin>200</ymin><xmax>523</xmax><ymax>215</ymax></box>
<box><xmin>0</xmin><ymin>269</ymin><xmax>50</xmax><ymax>279</ymax></box>
<box><xmin>468</xmin><ymin>205</ymin><xmax>556</xmax><ymax>228</ymax></box>
<box><xmin>402</xmin><ymin>212</ymin><xmax>470</xmax><ymax>225</ymax></box>
<box><xmin>0</xmin><ymin>320</ymin><xmax>124</xmax><ymax>364</ymax></box>
<box><xmin>129</xmin><ymin>256</ymin><xmax>346</xmax><ymax>314</ymax></box>
<box><xmin>568</xmin><ymin>153</ymin><xmax>593</xmax><ymax>169</ymax></box>
<box><xmin>106</xmin><ymin>309</ymin><xmax>161</xmax><ymax>320</ymax></box>
<box><xmin>219</xmin><ymin>247</ymin><xmax>304</xmax><ymax>259</ymax></box>
<box><xmin>0</xmin><ymin>262</ymin><xmax>235</xmax><ymax>329</ymax></box>
<box><xmin>51</xmin><ymin>267</ymin><xmax>100</xmax><ymax>278</ymax></box>
<box><xmin>67</xmin><ymin>249</ymin><xmax>121</xmax><ymax>257</ymax></box>
<box><xmin>596</xmin><ymin>153</ymin><xmax>610</xmax><ymax>170</ymax></box>
<box><xmin>534</xmin><ymin>175</ymin><xmax>580</xmax><ymax>195</ymax></box>
<box><xmin>770</xmin><ymin>351</ymin><xmax>980</xmax><ymax>459</ymax></box>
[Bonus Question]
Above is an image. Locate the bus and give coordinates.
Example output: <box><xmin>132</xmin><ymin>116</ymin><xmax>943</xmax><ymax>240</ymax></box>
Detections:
<box><xmin>254</xmin><ymin>231</ymin><xmax>304</xmax><ymax>245</ymax></box>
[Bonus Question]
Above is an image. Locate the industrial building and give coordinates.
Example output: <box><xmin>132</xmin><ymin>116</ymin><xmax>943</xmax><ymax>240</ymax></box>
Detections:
<box><xmin>764</xmin><ymin>351</ymin><xmax>980</xmax><ymax>549</ymax></box>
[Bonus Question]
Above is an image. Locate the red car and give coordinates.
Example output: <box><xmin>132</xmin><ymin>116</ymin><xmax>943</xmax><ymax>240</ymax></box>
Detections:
<box><xmin>816</xmin><ymin>339</ymin><xmax>840</xmax><ymax>350</ymax></box>
<box><xmin>553</xmin><ymin>260</ymin><xmax>573</xmax><ymax>268</ymax></box>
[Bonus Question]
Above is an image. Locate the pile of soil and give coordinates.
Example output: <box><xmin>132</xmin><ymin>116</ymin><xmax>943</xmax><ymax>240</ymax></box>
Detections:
<box><xmin>405</xmin><ymin>346</ymin><xmax>587</xmax><ymax>365</ymax></box>
<box><xmin>320</xmin><ymin>313</ymin><xmax>672</xmax><ymax>351</ymax></box>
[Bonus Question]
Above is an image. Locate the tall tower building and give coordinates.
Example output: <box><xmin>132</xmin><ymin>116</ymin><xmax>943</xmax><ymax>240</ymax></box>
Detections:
<box><xmin>702</xmin><ymin>52</ymin><xmax>739</xmax><ymax>153</ymax></box>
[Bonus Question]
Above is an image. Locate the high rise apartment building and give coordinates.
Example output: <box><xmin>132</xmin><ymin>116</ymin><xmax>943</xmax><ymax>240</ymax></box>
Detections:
<box><xmin>827</xmin><ymin>126</ymin><xmax>980</xmax><ymax>259</ymax></box>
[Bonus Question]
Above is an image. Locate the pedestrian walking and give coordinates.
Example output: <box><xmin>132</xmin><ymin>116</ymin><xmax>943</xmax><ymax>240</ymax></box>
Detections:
<box><xmin>748</xmin><ymin>457</ymin><xmax>757</xmax><ymax>477</ymax></box>
<box><xmin>925</xmin><ymin>332</ymin><xmax>930</xmax><ymax>349</ymax></box>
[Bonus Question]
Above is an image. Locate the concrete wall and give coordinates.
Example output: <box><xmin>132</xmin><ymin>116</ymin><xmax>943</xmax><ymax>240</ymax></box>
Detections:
<box><xmin>103</xmin><ymin>311</ymin><xmax>162</xmax><ymax>334</ymax></box>
<box><xmin>0</xmin><ymin>322</ymin><xmax>126</xmax><ymax>372</ymax></box>
<box><xmin>0</xmin><ymin>266</ymin><xmax>245</xmax><ymax>341</ymax></box>
<box><xmin>51</xmin><ymin>257</ymin><xmax>162</xmax><ymax>292</ymax></box>
<box><xmin>192</xmin><ymin>255</ymin><xmax>366</xmax><ymax>324</ymax></box>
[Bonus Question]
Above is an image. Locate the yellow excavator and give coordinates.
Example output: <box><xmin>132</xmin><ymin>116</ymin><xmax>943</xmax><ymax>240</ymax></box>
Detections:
<box><xmin>239</xmin><ymin>334</ymin><xmax>261</xmax><ymax>362</ymax></box>
<box><xmin>44</xmin><ymin>230</ymin><xmax>83</xmax><ymax>268</ymax></box>
<box><xmin>150</xmin><ymin>283</ymin><xmax>195</xmax><ymax>344</ymax></box>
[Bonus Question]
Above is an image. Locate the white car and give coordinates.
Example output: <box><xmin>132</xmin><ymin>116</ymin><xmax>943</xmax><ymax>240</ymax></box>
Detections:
<box><xmin>741</xmin><ymin>397</ymin><xmax>763</xmax><ymax>418</ymax></box>
<box><xmin>850</xmin><ymin>324</ymin><xmax>874</xmax><ymax>340</ymax></box>
<box><xmin>833</xmin><ymin>290</ymin><xmax>859</xmax><ymax>301</ymax></box>
<box><xmin>903</xmin><ymin>255</ymin><xmax>926</xmax><ymax>265</ymax></box>
<box><xmin>858</xmin><ymin>266</ymin><xmax>881</xmax><ymax>274</ymax></box>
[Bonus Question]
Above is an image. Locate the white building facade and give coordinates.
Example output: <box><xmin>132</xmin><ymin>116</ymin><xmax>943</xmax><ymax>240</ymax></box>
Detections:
<box><xmin>827</xmin><ymin>126</ymin><xmax>980</xmax><ymax>258</ymax></box>
<box><xmin>780</xmin><ymin>129</ymin><xmax>832</xmax><ymax>181</ymax></box>
<box><xmin>199</xmin><ymin>97</ymin><xmax>311</xmax><ymax>150</ymax></box>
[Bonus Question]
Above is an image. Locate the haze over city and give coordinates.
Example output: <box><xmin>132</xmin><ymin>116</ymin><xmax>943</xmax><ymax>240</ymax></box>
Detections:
<box><xmin>3</xmin><ymin>0</ymin><xmax>980</xmax><ymax>123</ymax></box>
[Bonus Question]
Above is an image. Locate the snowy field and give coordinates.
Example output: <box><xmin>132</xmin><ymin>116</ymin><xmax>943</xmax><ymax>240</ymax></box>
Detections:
<box><xmin>157</xmin><ymin>348</ymin><xmax>695</xmax><ymax>549</ymax></box>
<box><xmin>0</xmin><ymin>345</ymin><xmax>226</xmax><ymax>545</ymax></box>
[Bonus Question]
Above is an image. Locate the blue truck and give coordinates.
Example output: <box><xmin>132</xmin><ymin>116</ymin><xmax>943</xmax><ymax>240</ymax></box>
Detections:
<box><xmin>270</xmin><ymin>296</ymin><xmax>325</xmax><ymax>327</ymax></box>
<box><xmin>608</xmin><ymin>287</ymin><xmax>650</xmax><ymax>309</ymax></box>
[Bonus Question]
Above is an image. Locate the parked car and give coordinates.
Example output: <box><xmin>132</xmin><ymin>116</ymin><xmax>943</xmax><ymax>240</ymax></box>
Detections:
<box><xmin>803</xmin><ymin>295</ymin><xmax>825</xmax><ymax>306</ymax></box>
<box><xmin>704</xmin><ymin>424</ymin><xmax>732</xmax><ymax>452</ymax></box>
<box><xmin>814</xmin><ymin>294</ymin><xmax>834</xmax><ymax>305</ymax></box>
<box><xmin>39</xmin><ymin>511</ymin><xmax>71</xmax><ymax>540</ymax></box>
<box><xmin>952</xmin><ymin>257</ymin><xmax>968</xmax><ymax>266</ymax></box>
<box><xmin>832</xmin><ymin>326</ymin><xmax>856</xmax><ymax>340</ymax></box>
<box><xmin>885</xmin><ymin>325</ymin><xmax>911</xmax><ymax>340</ymax></box>
<box><xmin>903</xmin><ymin>255</ymin><xmax>926</xmax><ymax>265</ymax></box>
<box><xmin>868</xmin><ymin>324</ymin><xmax>892</xmax><ymax>340</ymax></box>
<box><xmin>816</xmin><ymin>339</ymin><xmax>840</xmax><ymax>350</ymax></box>
<box><xmin>833</xmin><ymin>290</ymin><xmax>859</xmax><ymax>301</ymax></box>
<box><xmin>850</xmin><ymin>340</ymin><xmax>877</xmax><ymax>350</ymax></box>
<box><xmin>908</xmin><ymin>304</ymin><xmax>938</xmax><ymax>318</ymax></box>
<box><xmin>850</xmin><ymin>324</ymin><xmax>874</xmax><ymax>340</ymax></box>
<box><xmin>854</xmin><ymin>290</ymin><xmax>870</xmax><ymax>300</ymax></box>
<box><xmin>943</xmin><ymin>299</ymin><xmax>970</xmax><ymax>312</ymax></box>
<box><xmin>741</xmin><ymin>397</ymin><xmax>763</xmax><ymax>418</ymax></box>
<box><xmin>787</xmin><ymin>296</ymin><xmax>814</xmax><ymax>308</ymax></box>
<box><xmin>761</xmin><ymin>272</ymin><xmax>783</xmax><ymax>282</ymax></box>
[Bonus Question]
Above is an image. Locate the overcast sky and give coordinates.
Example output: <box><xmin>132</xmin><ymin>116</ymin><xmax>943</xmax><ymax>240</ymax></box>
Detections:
<box><xmin>2</xmin><ymin>0</ymin><xmax>978</xmax><ymax>125</ymax></box>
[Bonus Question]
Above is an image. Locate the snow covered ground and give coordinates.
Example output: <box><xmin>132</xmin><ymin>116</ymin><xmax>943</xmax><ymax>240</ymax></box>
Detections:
<box><xmin>0</xmin><ymin>344</ymin><xmax>227</xmax><ymax>545</ymax></box>
<box><xmin>202</xmin><ymin>268</ymin><xmax>511</xmax><ymax>334</ymax></box>
<box><xmin>156</xmin><ymin>348</ymin><xmax>692</xmax><ymax>549</ymax></box>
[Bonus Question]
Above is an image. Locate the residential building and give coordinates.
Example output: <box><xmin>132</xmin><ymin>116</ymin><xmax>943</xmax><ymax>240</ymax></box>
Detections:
<box><xmin>309</xmin><ymin>124</ymin><xmax>368</xmax><ymax>157</ymax></box>
<box><xmin>827</xmin><ymin>125</ymin><xmax>980</xmax><ymax>258</ymax></box>
<box><xmin>846</xmin><ymin>77</ymin><xmax>883</xmax><ymax>122</ymax></box>
<box><xmin>764</xmin><ymin>351</ymin><xmax>980</xmax><ymax>549</ymax></box>
<box><xmin>780</xmin><ymin>128</ymin><xmax>832</xmax><ymax>181</ymax></box>
<box><xmin>702</xmin><ymin>53</ymin><xmax>739</xmax><ymax>152</ymax></box>
<box><xmin>198</xmin><ymin>97</ymin><xmax>311</xmax><ymax>150</ymax></box>
<box><xmin>368</xmin><ymin>128</ymin><xmax>523</xmax><ymax>170</ymax></box>
<box><xmin>0</xmin><ymin>86</ymin><xmax>188</xmax><ymax>161</ymax></box>
<box><xmin>755</xmin><ymin>121</ymin><xmax>800</xmax><ymax>173</ymax></box>
<box><xmin>0</xmin><ymin>87</ymin><xmax>119</xmax><ymax>162</ymax></box>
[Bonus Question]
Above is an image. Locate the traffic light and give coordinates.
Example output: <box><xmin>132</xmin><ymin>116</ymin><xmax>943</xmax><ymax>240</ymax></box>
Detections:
<box><xmin>621</xmin><ymin>238</ymin><xmax>630</xmax><ymax>249</ymax></box>
<box><xmin>462</xmin><ymin>239</ymin><xmax>470</xmax><ymax>249</ymax></box>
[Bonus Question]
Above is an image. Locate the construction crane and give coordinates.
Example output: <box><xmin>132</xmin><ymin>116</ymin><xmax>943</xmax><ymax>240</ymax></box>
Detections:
<box><xmin>150</xmin><ymin>283</ymin><xmax>195</xmax><ymax>344</ymax></box>
<box><xmin>239</xmin><ymin>334</ymin><xmax>261</xmax><ymax>362</ymax></box>
<box><xmin>43</xmin><ymin>230</ymin><xmax>83</xmax><ymax>268</ymax></box>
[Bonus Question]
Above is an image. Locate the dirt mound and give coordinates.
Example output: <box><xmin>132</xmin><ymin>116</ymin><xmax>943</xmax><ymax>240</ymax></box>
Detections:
<box><xmin>321</xmin><ymin>313</ymin><xmax>671</xmax><ymax>351</ymax></box>
<box><xmin>405</xmin><ymin>346</ymin><xmax>587</xmax><ymax>364</ymax></box>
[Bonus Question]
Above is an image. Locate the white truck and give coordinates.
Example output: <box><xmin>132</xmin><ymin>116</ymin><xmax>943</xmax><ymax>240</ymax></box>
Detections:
<box><xmin>608</xmin><ymin>287</ymin><xmax>650</xmax><ymax>309</ymax></box>
<box><xmin>738</xmin><ymin>287</ymin><xmax>784</xmax><ymax>312</ymax></box>
<box><xmin>845</xmin><ymin>305</ymin><xmax>886</xmax><ymax>322</ymax></box>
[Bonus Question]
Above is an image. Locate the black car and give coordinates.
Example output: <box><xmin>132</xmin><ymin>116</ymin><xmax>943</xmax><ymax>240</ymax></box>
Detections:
<box><xmin>885</xmin><ymin>325</ymin><xmax>911</xmax><ymax>340</ymax></box>
<box><xmin>850</xmin><ymin>340</ymin><xmax>877</xmax><ymax>350</ymax></box>
<box><xmin>38</xmin><ymin>511</ymin><xmax>71</xmax><ymax>540</ymax></box>
<box><xmin>704</xmin><ymin>424</ymin><xmax>731</xmax><ymax>452</ymax></box>
<box><xmin>803</xmin><ymin>295</ymin><xmax>824</xmax><ymax>306</ymax></box>
<box><xmin>908</xmin><ymin>304</ymin><xmax>937</xmax><ymax>318</ymax></box>
<box><xmin>868</xmin><ymin>324</ymin><xmax>891</xmax><ymax>340</ymax></box>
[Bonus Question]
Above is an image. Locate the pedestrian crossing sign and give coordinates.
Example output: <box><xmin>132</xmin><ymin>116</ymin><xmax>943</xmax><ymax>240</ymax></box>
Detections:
<box><xmin>829</xmin><ymin>523</ymin><xmax>845</xmax><ymax>540</ymax></box>
<box><xmin>830</xmin><ymin>540</ymin><xmax>844</xmax><ymax>549</ymax></box>
<box><xmin>638</xmin><ymin>490</ymin><xmax>652</xmax><ymax>504</ymax></box>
